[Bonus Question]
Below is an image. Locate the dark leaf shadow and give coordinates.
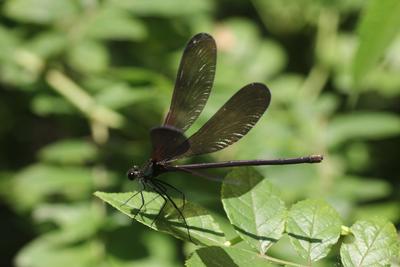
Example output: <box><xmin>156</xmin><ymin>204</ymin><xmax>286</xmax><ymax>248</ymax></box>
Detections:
<box><xmin>222</xmin><ymin>167</ymin><xmax>264</xmax><ymax>198</ymax></box>
<box><xmin>287</xmin><ymin>232</ymin><xmax>322</xmax><ymax>243</ymax></box>
<box><xmin>233</xmin><ymin>225</ymin><xmax>278</xmax><ymax>243</ymax></box>
<box><xmin>196</xmin><ymin>247</ymin><xmax>239</xmax><ymax>267</ymax></box>
<box><xmin>127</xmin><ymin>200</ymin><xmax>225</xmax><ymax>244</ymax></box>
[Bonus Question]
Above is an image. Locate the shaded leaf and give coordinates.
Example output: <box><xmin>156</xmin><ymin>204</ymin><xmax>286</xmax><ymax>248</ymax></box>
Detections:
<box><xmin>353</xmin><ymin>0</ymin><xmax>400</xmax><ymax>86</ymax></box>
<box><xmin>26</xmin><ymin>32</ymin><xmax>67</xmax><ymax>59</ymax></box>
<box><xmin>95</xmin><ymin>84</ymin><xmax>154</xmax><ymax>109</ymax></box>
<box><xmin>9</xmin><ymin>165</ymin><xmax>93</xmax><ymax>211</ymax></box>
<box><xmin>222</xmin><ymin>168</ymin><xmax>286</xmax><ymax>254</ymax></box>
<box><xmin>94</xmin><ymin>191</ymin><xmax>226</xmax><ymax>246</ymax></box>
<box><xmin>354</xmin><ymin>202</ymin><xmax>400</xmax><ymax>223</ymax></box>
<box><xmin>33</xmin><ymin>203</ymin><xmax>103</xmax><ymax>243</ymax></box>
<box><xmin>327</xmin><ymin>112</ymin><xmax>400</xmax><ymax>147</ymax></box>
<box><xmin>4</xmin><ymin>0</ymin><xmax>78</xmax><ymax>24</ymax></box>
<box><xmin>185</xmin><ymin>246</ymin><xmax>278</xmax><ymax>267</ymax></box>
<box><xmin>38</xmin><ymin>139</ymin><xmax>98</xmax><ymax>165</ymax></box>
<box><xmin>287</xmin><ymin>199</ymin><xmax>342</xmax><ymax>262</ymax></box>
<box><xmin>31</xmin><ymin>95</ymin><xmax>75</xmax><ymax>115</ymax></box>
<box><xmin>0</xmin><ymin>26</ymin><xmax>39</xmax><ymax>86</ymax></box>
<box><xmin>111</xmin><ymin>0</ymin><xmax>213</xmax><ymax>16</ymax></box>
<box><xmin>67</xmin><ymin>40</ymin><xmax>109</xmax><ymax>73</ymax></box>
<box><xmin>0</xmin><ymin>25</ymin><xmax>20</xmax><ymax>62</ymax></box>
<box><xmin>333</xmin><ymin>176</ymin><xmax>391</xmax><ymax>202</ymax></box>
<box><xmin>15</xmin><ymin>237</ymin><xmax>102</xmax><ymax>267</ymax></box>
<box><xmin>85</xmin><ymin>7</ymin><xmax>147</xmax><ymax>40</ymax></box>
<box><xmin>340</xmin><ymin>219</ymin><xmax>399</xmax><ymax>267</ymax></box>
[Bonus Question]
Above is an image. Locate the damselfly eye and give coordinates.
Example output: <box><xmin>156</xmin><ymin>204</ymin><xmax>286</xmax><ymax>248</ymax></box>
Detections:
<box><xmin>127</xmin><ymin>166</ymin><xmax>140</xmax><ymax>180</ymax></box>
<box><xmin>127</xmin><ymin>171</ymin><xmax>135</xmax><ymax>180</ymax></box>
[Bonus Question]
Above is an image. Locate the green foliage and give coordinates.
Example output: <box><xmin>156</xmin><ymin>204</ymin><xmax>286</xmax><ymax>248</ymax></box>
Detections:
<box><xmin>4</xmin><ymin>0</ymin><xmax>78</xmax><ymax>24</ymax></box>
<box><xmin>352</xmin><ymin>0</ymin><xmax>400</xmax><ymax>87</ymax></box>
<box><xmin>186</xmin><ymin>246</ymin><xmax>277</xmax><ymax>267</ymax></box>
<box><xmin>340</xmin><ymin>219</ymin><xmax>399</xmax><ymax>266</ymax></box>
<box><xmin>222</xmin><ymin>168</ymin><xmax>286</xmax><ymax>254</ymax></box>
<box><xmin>327</xmin><ymin>112</ymin><xmax>400</xmax><ymax>147</ymax></box>
<box><xmin>286</xmin><ymin>199</ymin><xmax>342</xmax><ymax>262</ymax></box>
<box><xmin>10</xmin><ymin>164</ymin><xmax>94</xmax><ymax>211</ymax></box>
<box><xmin>96</xmin><ymin>168</ymin><xmax>399</xmax><ymax>266</ymax></box>
<box><xmin>94</xmin><ymin>191</ymin><xmax>226</xmax><ymax>246</ymax></box>
<box><xmin>38</xmin><ymin>139</ymin><xmax>98</xmax><ymax>165</ymax></box>
<box><xmin>0</xmin><ymin>0</ymin><xmax>399</xmax><ymax>266</ymax></box>
<box><xmin>67</xmin><ymin>40</ymin><xmax>109</xmax><ymax>74</ymax></box>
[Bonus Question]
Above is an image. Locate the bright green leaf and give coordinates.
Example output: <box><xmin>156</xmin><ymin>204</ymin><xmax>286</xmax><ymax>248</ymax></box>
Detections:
<box><xmin>94</xmin><ymin>191</ymin><xmax>226</xmax><ymax>246</ymax></box>
<box><xmin>327</xmin><ymin>112</ymin><xmax>400</xmax><ymax>147</ymax></box>
<box><xmin>31</xmin><ymin>95</ymin><xmax>75</xmax><ymax>115</ymax></box>
<box><xmin>85</xmin><ymin>7</ymin><xmax>147</xmax><ymax>40</ymax></box>
<box><xmin>0</xmin><ymin>26</ymin><xmax>40</xmax><ymax>86</ymax></box>
<box><xmin>111</xmin><ymin>0</ymin><xmax>213</xmax><ymax>16</ymax></box>
<box><xmin>4</xmin><ymin>0</ymin><xmax>78</xmax><ymax>24</ymax></box>
<box><xmin>38</xmin><ymin>139</ymin><xmax>98</xmax><ymax>165</ymax></box>
<box><xmin>353</xmin><ymin>0</ymin><xmax>400</xmax><ymax>86</ymax></box>
<box><xmin>222</xmin><ymin>167</ymin><xmax>286</xmax><ymax>254</ymax></box>
<box><xmin>340</xmin><ymin>219</ymin><xmax>399</xmax><ymax>266</ymax></box>
<box><xmin>333</xmin><ymin>176</ymin><xmax>391</xmax><ymax>202</ymax></box>
<box><xmin>247</xmin><ymin>40</ymin><xmax>287</xmax><ymax>80</ymax></box>
<box><xmin>67</xmin><ymin>40</ymin><xmax>109</xmax><ymax>74</ymax></box>
<box><xmin>186</xmin><ymin>246</ymin><xmax>278</xmax><ymax>267</ymax></box>
<box><xmin>33</xmin><ymin>203</ymin><xmax>103</xmax><ymax>243</ymax></box>
<box><xmin>95</xmin><ymin>84</ymin><xmax>154</xmax><ymax>109</ymax></box>
<box><xmin>287</xmin><ymin>199</ymin><xmax>342</xmax><ymax>262</ymax></box>
<box><xmin>10</xmin><ymin>165</ymin><xmax>93</xmax><ymax>211</ymax></box>
<box><xmin>15</xmin><ymin>237</ymin><xmax>102</xmax><ymax>267</ymax></box>
<box><xmin>0</xmin><ymin>26</ymin><xmax>20</xmax><ymax>62</ymax></box>
<box><xmin>354</xmin><ymin>202</ymin><xmax>400</xmax><ymax>223</ymax></box>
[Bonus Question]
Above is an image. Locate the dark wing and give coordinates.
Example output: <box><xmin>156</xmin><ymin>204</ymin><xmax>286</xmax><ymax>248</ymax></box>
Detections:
<box><xmin>150</xmin><ymin>126</ymin><xmax>190</xmax><ymax>162</ymax></box>
<box><xmin>173</xmin><ymin>83</ymin><xmax>270</xmax><ymax>159</ymax></box>
<box><xmin>164</xmin><ymin>33</ymin><xmax>216</xmax><ymax>132</ymax></box>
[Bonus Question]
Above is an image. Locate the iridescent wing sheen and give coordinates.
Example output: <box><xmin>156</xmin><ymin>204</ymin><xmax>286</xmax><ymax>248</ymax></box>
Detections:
<box><xmin>173</xmin><ymin>83</ymin><xmax>271</xmax><ymax>159</ymax></box>
<box><xmin>150</xmin><ymin>126</ymin><xmax>189</xmax><ymax>162</ymax></box>
<box><xmin>163</xmin><ymin>33</ymin><xmax>216</xmax><ymax>132</ymax></box>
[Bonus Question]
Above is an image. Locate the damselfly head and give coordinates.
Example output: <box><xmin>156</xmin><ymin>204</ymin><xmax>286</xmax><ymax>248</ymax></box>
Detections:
<box><xmin>127</xmin><ymin>165</ymin><xmax>142</xmax><ymax>180</ymax></box>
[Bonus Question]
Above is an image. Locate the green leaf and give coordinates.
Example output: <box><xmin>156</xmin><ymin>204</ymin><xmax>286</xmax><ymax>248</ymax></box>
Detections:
<box><xmin>38</xmin><ymin>139</ymin><xmax>98</xmax><ymax>165</ymax></box>
<box><xmin>9</xmin><ymin>164</ymin><xmax>93</xmax><ymax>211</ymax></box>
<box><xmin>4</xmin><ymin>0</ymin><xmax>78</xmax><ymax>24</ymax></box>
<box><xmin>31</xmin><ymin>95</ymin><xmax>75</xmax><ymax>115</ymax></box>
<box><xmin>221</xmin><ymin>167</ymin><xmax>286</xmax><ymax>254</ymax></box>
<box><xmin>185</xmin><ymin>246</ymin><xmax>278</xmax><ymax>267</ymax></box>
<box><xmin>333</xmin><ymin>176</ymin><xmax>391</xmax><ymax>202</ymax></box>
<box><xmin>286</xmin><ymin>199</ymin><xmax>342</xmax><ymax>262</ymax></box>
<box><xmin>327</xmin><ymin>112</ymin><xmax>400</xmax><ymax>147</ymax></box>
<box><xmin>95</xmin><ymin>84</ymin><xmax>154</xmax><ymax>109</ymax></box>
<box><xmin>354</xmin><ymin>202</ymin><xmax>400</xmax><ymax>224</ymax></box>
<box><xmin>111</xmin><ymin>0</ymin><xmax>213</xmax><ymax>16</ymax></box>
<box><xmin>0</xmin><ymin>26</ymin><xmax>40</xmax><ymax>86</ymax></box>
<box><xmin>353</xmin><ymin>0</ymin><xmax>400</xmax><ymax>86</ymax></box>
<box><xmin>67</xmin><ymin>40</ymin><xmax>109</xmax><ymax>74</ymax></box>
<box><xmin>247</xmin><ymin>40</ymin><xmax>286</xmax><ymax>80</ymax></box>
<box><xmin>26</xmin><ymin>32</ymin><xmax>67</xmax><ymax>59</ymax></box>
<box><xmin>85</xmin><ymin>7</ymin><xmax>147</xmax><ymax>41</ymax></box>
<box><xmin>340</xmin><ymin>219</ymin><xmax>399</xmax><ymax>267</ymax></box>
<box><xmin>15</xmin><ymin>237</ymin><xmax>102</xmax><ymax>267</ymax></box>
<box><xmin>33</xmin><ymin>203</ymin><xmax>103</xmax><ymax>243</ymax></box>
<box><xmin>0</xmin><ymin>25</ymin><xmax>20</xmax><ymax>62</ymax></box>
<box><xmin>94</xmin><ymin>191</ymin><xmax>226</xmax><ymax>246</ymax></box>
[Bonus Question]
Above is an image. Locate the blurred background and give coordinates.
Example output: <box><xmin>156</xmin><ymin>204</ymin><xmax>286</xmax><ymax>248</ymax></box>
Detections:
<box><xmin>0</xmin><ymin>0</ymin><xmax>399</xmax><ymax>266</ymax></box>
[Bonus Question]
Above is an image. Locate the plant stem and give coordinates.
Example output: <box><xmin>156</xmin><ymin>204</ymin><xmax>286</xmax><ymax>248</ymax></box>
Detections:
<box><xmin>46</xmin><ymin>70</ymin><xmax>125</xmax><ymax>129</ymax></box>
<box><xmin>224</xmin><ymin>236</ymin><xmax>243</xmax><ymax>246</ymax></box>
<box><xmin>260</xmin><ymin>254</ymin><xmax>310</xmax><ymax>267</ymax></box>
